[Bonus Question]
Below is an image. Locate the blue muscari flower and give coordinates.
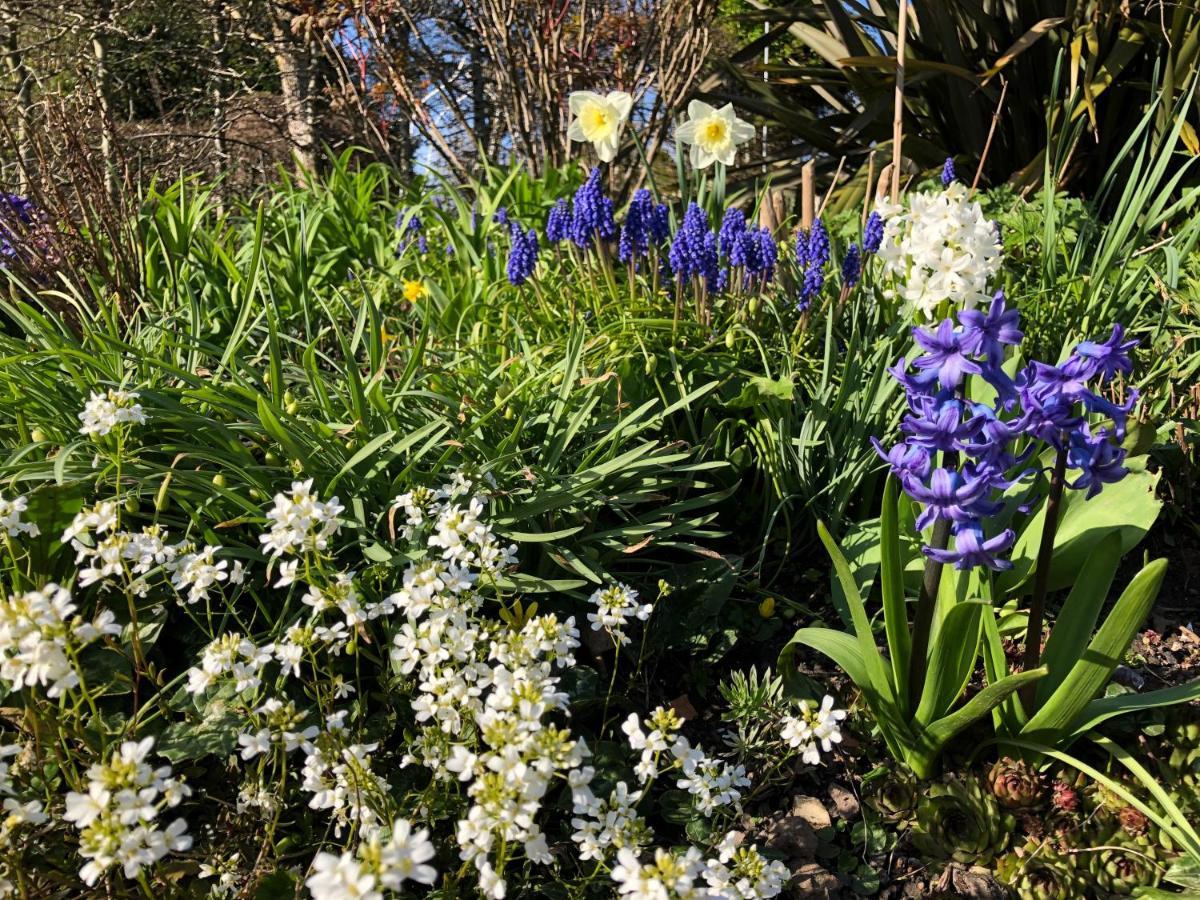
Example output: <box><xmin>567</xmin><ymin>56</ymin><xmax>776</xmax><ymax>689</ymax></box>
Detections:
<box><xmin>754</xmin><ymin>228</ymin><xmax>778</xmax><ymax>281</ymax></box>
<box><xmin>729</xmin><ymin>229</ymin><xmax>758</xmax><ymax>271</ymax></box>
<box><xmin>841</xmin><ymin>243</ymin><xmax>861</xmax><ymax>288</ymax></box>
<box><xmin>718</xmin><ymin>207</ymin><xmax>746</xmax><ymax>258</ymax></box>
<box><xmin>546</xmin><ymin>199</ymin><xmax>571</xmax><ymax>244</ymax></box>
<box><xmin>494</xmin><ymin>208</ymin><xmax>510</xmax><ymax>226</ymax></box>
<box><xmin>571</xmin><ymin>168</ymin><xmax>616</xmax><ymax>248</ymax></box>
<box><xmin>941</xmin><ymin>157</ymin><xmax>956</xmax><ymax>186</ymax></box>
<box><xmin>669</xmin><ymin>202</ymin><xmax>710</xmax><ymax>281</ymax></box>
<box><xmin>618</xmin><ymin>189</ymin><xmax>656</xmax><ymax>263</ymax></box>
<box><xmin>394</xmin><ymin>210</ymin><xmax>427</xmax><ymax>256</ymax></box>
<box><xmin>0</xmin><ymin>193</ymin><xmax>35</xmax><ymax>259</ymax></box>
<box><xmin>863</xmin><ymin>211</ymin><xmax>884</xmax><ymax>255</ymax></box>
<box><xmin>505</xmin><ymin>222</ymin><xmax>539</xmax><ymax>286</ymax></box>
<box><xmin>648</xmin><ymin>202</ymin><xmax>670</xmax><ymax>245</ymax></box>
<box><xmin>798</xmin><ymin>219</ymin><xmax>829</xmax><ymax>307</ymax></box>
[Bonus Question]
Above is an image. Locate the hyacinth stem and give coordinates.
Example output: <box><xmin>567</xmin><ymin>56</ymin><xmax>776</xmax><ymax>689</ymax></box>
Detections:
<box><xmin>1021</xmin><ymin>446</ymin><xmax>1068</xmax><ymax>711</ymax></box>
<box><xmin>907</xmin><ymin>515</ymin><xmax>951</xmax><ymax>711</ymax></box>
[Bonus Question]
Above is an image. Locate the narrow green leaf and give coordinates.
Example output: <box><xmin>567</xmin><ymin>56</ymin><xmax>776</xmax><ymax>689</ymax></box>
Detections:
<box><xmin>1035</xmin><ymin>530</ymin><xmax>1124</xmax><ymax>707</ymax></box>
<box><xmin>879</xmin><ymin>477</ymin><xmax>910</xmax><ymax>704</ymax></box>
<box><xmin>1022</xmin><ymin>559</ymin><xmax>1167</xmax><ymax>745</ymax></box>
<box><xmin>914</xmin><ymin>601</ymin><xmax>984</xmax><ymax>728</ymax></box>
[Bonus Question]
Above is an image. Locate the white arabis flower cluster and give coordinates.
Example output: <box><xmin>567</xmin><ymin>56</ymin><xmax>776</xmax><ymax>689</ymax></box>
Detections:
<box><xmin>587</xmin><ymin>582</ymin><xmax>653</xmax><ymax>645</ymax></box>
<box><xmin>260</xmin><ymin>479</ymin><xmax>343</xmax><ymax>557</ymax></box>
<box><xmin>63</xmin><ymin>737</ymin><xmax>192</xmax><ymax>886</ymax></box>
<box><xmin>78</xmin><ymin>389</ymin><xmax>146</xmax><ymax>437</ymax></box>
<box><xmin>780</xmin><ymin>695</ymin><xmax>847</xmax><ymax>765</ymax></box>
<box><xmin>621</xmin><ymin>708</ymin><xmax>750</xmax><ymax>816</ymax></box>
<box><xmin>875</xmin><ymin>181</ymin><xmax>1002</xmax><ymax>318</ymax></box>
<box><xmin>0</xmin><ymin>583</ymin><xmax>119</xmax><ymax>697</ymax></box>
<box><xmin>0</xmin><ymin>492</ymin><xmax>38</xmax><ymax>538</ymax></box>
<box><xmin>185</xmin><ymin>632</ymin><xmax>273</xmax><ymax>694</ymax></box>
<box><xmin>610</xmin><ymin>836</ymin><xmax>790</xmax><ymax>899</ymax></box>
<box><xmin>305</xmin><ymin>818</ymin><xmax>438</xmax><ymax>899</ymax></box>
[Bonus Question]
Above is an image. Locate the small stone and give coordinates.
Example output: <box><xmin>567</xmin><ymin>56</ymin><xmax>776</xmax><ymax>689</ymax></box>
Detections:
<box><xmin>789</xmin><ymin>795</ymin><xmax>832</xmax><ymax>831</ymax></box>
<box><xmin>762</xmin><ymin>816</ymin><xmax>819</xmax><ymax>858</ymax></box>
<box><xmin>828</xmin><ymin>782</ymin><xmax>859</xmax><ymax>819</ymax></box>
<box><xmin>669</xmin><ymin>694</ymin><xmax>698</xmax><ymax>721</ymax></box>
<box><xmin>787</xmin><ymin>862</ymin><xmax>840</xmax><ymax>898</ymax></box>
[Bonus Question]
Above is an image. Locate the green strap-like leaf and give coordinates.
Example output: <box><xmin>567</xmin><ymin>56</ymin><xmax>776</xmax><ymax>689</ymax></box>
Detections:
<box><xmin>920</xmin><ymin>667</ymin><xmax>1047</xmax><ymax>755</ymax></box>
<box><xmin>1035</xmin><ymin>530</ymin><xmax>1124</xmax><ymax>707</ymax></box>
<box><xmin>914</xmin><ymin>600</ymin><xmax>984</xmax><ymax>728</ymax></box>
<box><xmin>1068</xmin><ymin>679</ymin><xmax>1200</xmax><ymax>741</ymax></box>
<box><xmin>879</xmin><ymin>477</ymin><xmax>911</xmax><ymax>709</ymax></box>
<box><xmin>1022</xmin><ymin>558</ymin><xmax>1167</xmax><ymax>745</ymax></box>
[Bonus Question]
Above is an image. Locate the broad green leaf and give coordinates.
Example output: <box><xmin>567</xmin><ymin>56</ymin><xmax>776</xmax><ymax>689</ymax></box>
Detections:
<box><xmin>917</xmin><ymin>667</ymin><xmax>1047</xmax><ymax>769</ymax></box>
<box><xmin>999</xmin><ymin>464</ymin><xmax>1160</xmax><ymax>596</ymax></box>
<box><xmin>1068</xmin><ymin>679</ymin><xmax>1200</xmax><ymax>740</ymax></box>
<box><xmin>1035</xmin><ymin>530</ymin><xmax>1124</xmax><ymax>707</ymax></box>
<box><xmin>879</xmin><ymin>477</ymin><xmax>911</xmax><ymax>702</ymax></box>
<box><xmin>1022</xmin><ymin>559</ymin><xmax>1167</xmax><ymax>745</ymax></box>
<box><xmin>914</xmin><ymin>601</ymin><xmax>984</xmax><ymax>728</ymax></box>
<box><xmin>780</xmin><ymin>627</ymin><xmax>868</xmax><ymax>689</ymax></box>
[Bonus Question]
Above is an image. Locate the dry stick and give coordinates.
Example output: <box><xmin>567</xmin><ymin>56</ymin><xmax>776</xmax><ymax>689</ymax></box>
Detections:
<box><xmin>818</xmin><ymin>155</ymin><xmax>847</xmax><ymax>219</ymax></box>
<box><xmin>891</xmin><ymin>0</ymin><xmax>909</xmax><ymax>204</ymax></box>
<box><xmin>862</xmin><ymin>149</ymin><xmax>877</xmax><ymax>227</ymax></box>
<box><xmin>801</xmin><ymin>161</ymin><xmax>816</xmax><ymax>231</ymax></box>
<box><xmin>972</xmin><ymin>78</ymin><xmax>1009</xmax><ymax>193</ymax></box>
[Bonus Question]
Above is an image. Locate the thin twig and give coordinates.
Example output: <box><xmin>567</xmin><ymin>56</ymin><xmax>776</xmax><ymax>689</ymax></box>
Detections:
<box><xmin>972</xmin><ymin>78</ymin><xmax>1009</xmax><ymax>192</ymax></box>
<box><xmin>890</xmin><ymin>1</ymin><xmax>909</xmax><ymax>203</ymax></box>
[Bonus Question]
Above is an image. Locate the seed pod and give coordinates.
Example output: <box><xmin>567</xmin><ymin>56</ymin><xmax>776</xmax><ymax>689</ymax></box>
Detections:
<box><xmin>748</xmin><ymin>297</ymin><xmax>760</xmax><ymax>315</ymax></box>
<box><xmin>725</xmin><ymin>330</ymin><xmax>736</xmax><ymax>349</ymax></box>
<box><xmin>30</xmin><ymin>428</ymin><xmax>46</xmax><ymax>443</ymax></box>
<box><xmin>124</xmin><ymin>496</ymin><xmax>140</xmax><ymax>515</ymax></box>
<box><xmin>212</xmin><ymin>473</ymin><xmax>227</xmax><ymax>489</ymax></box>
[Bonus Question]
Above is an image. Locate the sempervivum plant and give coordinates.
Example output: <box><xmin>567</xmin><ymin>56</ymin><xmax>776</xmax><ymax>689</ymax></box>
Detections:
<box><xmin>909</xmin><ymin>776</ymin><xmax>1014</xmax><ymax>865</ymax></box>
<box><xmin>988</xmin><ymin>757</ymin><xmax>1044</xmax><ymax>810</ymax></box>
<box><xmin>1089</xmin><ymin>845</ymin><xmax>1162</xmax><ymax>896</ymax></box>
<box><xmin>994</xmin><ymin>840</ymin><xmax>1088</xmax><ymax>900</ymax></box>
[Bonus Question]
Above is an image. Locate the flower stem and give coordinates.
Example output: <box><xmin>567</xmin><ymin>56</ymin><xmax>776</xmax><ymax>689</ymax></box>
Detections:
<box><xmin>1021</xmin><ymin>445</ymin><xmax>1068</xmax><ymax>711</ymax></box>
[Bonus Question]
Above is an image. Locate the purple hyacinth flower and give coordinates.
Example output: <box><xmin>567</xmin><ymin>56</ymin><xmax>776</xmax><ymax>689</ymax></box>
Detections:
<box><xmin>1063</xmin><ymin>324</ymin><xmax>1138</xmax><ymax>384</ymax></box>
<box><xmin>958</xmin><ymin>291</ymin><xmax>1022</xmax><ymax>368</ymax></box>
<box><xmin>871</xmin><ymin>438</ymin><xmax>932</xmax><ymax>482</ymax></box>
<box><xmin>924</xmin><ymin>522</ymin><xmax>1015</xmax><ymax>571</ymax></box>
<box><xmin>1066</xmin><ymin>426</ymin><xmax>1129</xmax><ymax>498</ymax></box>
<box><xmin>904</xmin><ymin>467</ymin><xmax>997</xmax><ymax>531</ymax></box>
<box><xmin>902</xmin><ymin>394</ymin><xmax>985</xmax><ymax>453</ymax></box>
<box><xmin>912</xmin><ymin>319</ymin><xmax>983</xmax><ymax>390</ymax></box>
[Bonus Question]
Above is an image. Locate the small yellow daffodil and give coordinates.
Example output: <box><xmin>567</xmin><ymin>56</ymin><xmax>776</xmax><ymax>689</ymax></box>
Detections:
<box><xmin>567</xmin><ymin>90</ymin><xmax>633</xmax><ymax>163</ymax></box>
<box><xmin>674</xmin><ymin>100</ymin><xmax>755</xmax><ymax>169</ymax></box>
<box><xmin>403</xmin><ymin>280</ymin><xmax>426</xmax><ymax>303</ymax></box>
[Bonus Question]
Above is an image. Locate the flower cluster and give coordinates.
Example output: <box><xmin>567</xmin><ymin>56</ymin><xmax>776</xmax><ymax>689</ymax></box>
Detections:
<box><xmin>78</xmin><ymin>389</ymin><xmax>147</xmax><ymax>437</ymax></box>
<box><xmin>395</xmin><ymin>209</ymin><xmax>428</xmax><ymax>256</ymax></box>
<box><xmin>619</xmin><ymin>188</ymin><xmax>670</xmax><ymax>264</ymax></box>
<box><xmin>0</xmin><ymin>583</ymin><xmax>119</xmax><ymax>697</ymax></box>
<box><xmin>795</xmin><ymin>219</ymin><xmax>830</xmax><ymax>311</ymax></box>
<box><xmin>505</xmin><ymin>221</ymin><xmax>540</xmax><ymax>286</ymax></box>
<box><xmin>611</xmin><ymin>834</ymin><xmax>790</xmax><ymax>899</ymax></box>
<box><xmin>876</xmin><ymin>293</ymin><xmax>1137</xmax><ymax>569</ymax></box>
<box><xmin>63</xmin><ymin>738</ymin><xmax>192</xmax><ymax>886</ymax></box>
<box><xmin>780</xmin><ymin>695</ymin><xmax>847</xmax><ymax>765</ymax></box>
<box><xmin>0</xmin><ymin>491</ymin><xmax>38</xmax><ymax>538</ymax></box>
<box><xmin>259</xmin><ymin>479</ymin><xmax>344</xmax><ymax>558</ymax></box>
<box><xmin>0</xmin><ymin>192</ymin><xmax>35</xmax><ymax>260</ymax></box>
<box><xmin>570</xmin><ymin>167</ymin><xmax>618</xmax><ymax>248</ymax></box>
<box><xmin>875</xmin><ymin>181</ymin><xmax>1002</xmax><ymax>317</ymax></box>
<box><xmin>587</xmin><ymin>581</ymin><xmax>653</xmax><ymax>646</ymax></box>
<box><xmin>670</xmin><ymin>202</ymin><xmax>719</xmax><ymax>291</ymax></box>
<box><xmin>306</xmin><ymin>818</ymin><xmax>438</xmax><ymax>899</ymax></box>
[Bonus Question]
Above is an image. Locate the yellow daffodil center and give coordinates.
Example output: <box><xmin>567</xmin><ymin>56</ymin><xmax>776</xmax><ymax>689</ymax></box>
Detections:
<box><xmin>580</xmin><ymin>104</ymin><xmax>612</xmax><ymax>139</ymax></box>
<box><xmin>700</xmin><ymin>118</ymin><xmax>728</xmax><ymax>148</ymax></box>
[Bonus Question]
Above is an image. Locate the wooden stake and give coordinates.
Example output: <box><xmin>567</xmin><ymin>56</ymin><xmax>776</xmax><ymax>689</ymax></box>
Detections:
<box><xmin>862</xmin><ymin>149</ymin><xmax>876</xmax><ymax>225</ymax></box>
<box><xmin>891</xmin><ymin>1</ymin><xmax>909</xmax><ymax>204</ymax></box>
